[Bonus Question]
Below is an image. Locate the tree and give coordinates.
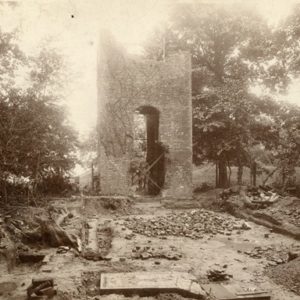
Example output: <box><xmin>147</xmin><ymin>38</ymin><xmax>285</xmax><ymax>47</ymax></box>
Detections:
<box><xmin>272</xmin><ymin>3</ymin><xmax>300</xmax><ymax>82</ymax></box>
<box><xmin>144</xmin><ymin>3</ymin><xmax>295</xmax><ymax>187</ymax></box>
<box><xmin>189</xmin><ymin>4</ymin><xmax>266</xmax><ymax>186</ymax></box>
<box><xmin>263</xmin><ymin>102</ymin><xmax>300</xmax><ymax>189</ymax></box>
<box><xmin>192</xmin><ymin>81</ymin><xmax>281</xmax><ymax>186</ymax></box>
<box><xmin>0</xmin><ymin>29</ymin><xmax>78</xmax><ymax>200</ymax></box>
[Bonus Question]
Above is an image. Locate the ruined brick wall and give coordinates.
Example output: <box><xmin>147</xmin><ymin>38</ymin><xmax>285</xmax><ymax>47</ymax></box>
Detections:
<box><xmin>97</xmin><ymin>33</ymin><xmax>193</xmax><ymax>198</ymax></box>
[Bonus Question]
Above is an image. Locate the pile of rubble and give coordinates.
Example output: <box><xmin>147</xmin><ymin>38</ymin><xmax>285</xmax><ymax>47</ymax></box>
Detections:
<box><xmin>124</xmin><ymin>209</ymin><xmax>251</xmax><ymax>239</ymax></box>
<box><xmin>281</xmin><ymin>208</ymin><xmax>300</xmax><ymax>227</ymax></box>
<box><xmin>27</xmin><ymin>278</ymin><xmax>57</xmax><ymax>299</ymax></box>
<box><xmin>207</xmin><ymin>268</ymin><xmax>232</xmax><ymax>281</ymax></box>
<box><xmin>242</xmin><ymin>245</ymin><xmax>300</xmax><ymax>266</ymax></box>
<box><xmin>244</xmin><ymin>186</ymin><xmax>280</xmax><ymax>209</ymax></box>
<box><xmin>131</xmin><ymin>245</ymin><xmax>182</xmax><ymax>261</ymax></box>
<box><xmin>269</xmin><ymin>203</ymin><xmax>300</xmax><ymax>227</ymax></box>
<box><xmin>266</xmin><ymin>256</ymin><xmax>300</xmax><ymax>295</ymax></box>
<box><xmin>245</xmin><ymin>190</ymin><xmax>300</xmax><ymax>230</ymax></box>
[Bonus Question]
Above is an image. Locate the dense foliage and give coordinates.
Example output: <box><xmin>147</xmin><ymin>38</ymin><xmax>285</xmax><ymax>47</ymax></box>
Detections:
<box><xmin>0</xmin><ymin>30</ymin><xmax>78</xmax><ymax>199</ymax></box>
<box><xmin>145</xmin><ymin>2</ymin><xmax>300</xmax><ymax>188</ymax></box>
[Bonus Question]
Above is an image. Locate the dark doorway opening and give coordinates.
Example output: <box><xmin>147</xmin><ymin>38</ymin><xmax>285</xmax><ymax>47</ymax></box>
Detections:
<box><xmin>132</xmin><ymin>106</ymin><xmax>165</xmax><ymax>195</ymax></box>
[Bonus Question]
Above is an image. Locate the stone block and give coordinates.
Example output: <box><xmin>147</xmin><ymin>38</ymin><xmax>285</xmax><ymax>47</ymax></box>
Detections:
<box><xmin>99</xmin><ymin>272</ymin><xmax>205</xmax><ymax>299</ymax></box>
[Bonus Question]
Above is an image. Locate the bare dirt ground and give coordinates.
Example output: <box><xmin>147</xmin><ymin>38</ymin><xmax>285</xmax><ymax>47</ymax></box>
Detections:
<box><xmin>1</xmin><ymin>196</ymin><xmax>300</xmax><ymax>300</ymax></box>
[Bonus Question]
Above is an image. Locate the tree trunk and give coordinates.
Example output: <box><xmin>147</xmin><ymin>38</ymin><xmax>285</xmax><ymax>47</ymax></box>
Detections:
<box><xmin>281</xmin><ymin>166</ymin><xmax>286</xmax><ymax>190</ymax></box>
<box><xmin>36</xmin><ymin>217</ymin><xmax>78</xmax><ymax>249</ymax></box>
<box><xmin>22</xmin><ymin>217</ymin><xmax>78</xmax><ymax>250</ymax></box>
<box><xmin>237</xmin><ymin>160</ymin><xmax>243</xmax><ymax>185</ymax></box>
<box><xmin>4</xmin><ymin>180</ymin><xmax>7</xmax><ymax>205</ymax></box>
<box><xmin>2</xmin><ymin>178</ymin><xmax>8</xmax><ymax>205</ymax></box>
<box><xmin>250</xmin><ymin>161</ymin><xmax>257</xmax><ymax>186</ymax></box>
<box><xmin>217</xmin><ymin>159</ymin><xmax>228</xmax><ymax>188</ymax></box>
<box><xmin>91</xmin><ymin>162</ymin><xmax>94</xmax><ymax>192</ymax></box>
<box><xmin>228</xmin><ymin>162</ymin><xmax>232</xmax><ymax>186</ymax></box>
<box><xmin>215</xmin><ymin>162</ymin><xmax>219</xmax><ymax>188</ymax></box>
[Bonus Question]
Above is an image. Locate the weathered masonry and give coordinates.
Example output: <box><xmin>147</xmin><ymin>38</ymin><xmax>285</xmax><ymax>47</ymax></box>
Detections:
<box><xmin>97</xmin><ymin>33</ymin><xmax>192</xmax><ymax>198</ymax></box>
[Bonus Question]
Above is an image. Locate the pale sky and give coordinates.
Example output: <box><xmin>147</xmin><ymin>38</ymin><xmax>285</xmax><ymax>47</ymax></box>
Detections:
<box><xmin>0</xmin><ymin>0</ymin><xmax>299</xmax><ymax>138</ymax></box>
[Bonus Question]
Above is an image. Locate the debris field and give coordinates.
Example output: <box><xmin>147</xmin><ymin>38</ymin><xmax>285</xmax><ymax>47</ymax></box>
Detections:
<box><xmin>124</xmin><ymin>209</ymin><xmax>252</xmax><ymax>239</ymax></box>
<box><xmin>0</xmin><ymin>195</ymin><xmax>300</xmax><ymax>300</ymax></box>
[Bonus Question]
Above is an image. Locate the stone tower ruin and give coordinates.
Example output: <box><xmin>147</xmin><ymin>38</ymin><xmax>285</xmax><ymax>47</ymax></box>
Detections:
<box><xmin>97</xmin><ymin>33</ymin><xmax>193</xmax><ymax>198</ymax></box>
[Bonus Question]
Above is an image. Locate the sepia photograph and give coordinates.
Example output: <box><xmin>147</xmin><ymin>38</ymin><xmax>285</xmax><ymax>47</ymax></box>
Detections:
<box><xmin>0</xmin><ymin>0</ymin><xmax>300</xmax><ymax>299</ymax></box>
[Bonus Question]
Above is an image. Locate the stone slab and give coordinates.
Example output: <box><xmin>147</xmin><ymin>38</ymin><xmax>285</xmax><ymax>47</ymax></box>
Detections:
<box><xmin>99</xmin><ymin>272</ymin><xmax>205</xmax><ymax>299</ymax></box>
<box><xmin>202</xmin><ymin>284</ymin><xmax>271</xmax><ymax>300</ymax></box>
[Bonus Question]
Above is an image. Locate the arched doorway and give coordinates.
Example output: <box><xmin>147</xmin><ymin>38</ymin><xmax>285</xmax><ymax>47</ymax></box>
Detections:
<box><xmin>132</xmin><ymin>106</ymin><xmax>165</xmax><ymax>195</ymax></box>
